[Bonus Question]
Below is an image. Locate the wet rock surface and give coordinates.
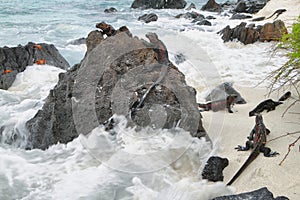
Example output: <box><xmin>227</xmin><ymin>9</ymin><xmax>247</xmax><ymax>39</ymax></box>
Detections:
<box><xmin>26</xmin><ymin>24</ymin><xmax>208</xmax><ymax>150</ymax></box>
<box><xmin>138</xmin><ymin>13</ymin><xmax>158</xmax><ymax>23</ymax></box>
<box><xmin>0</xmin><ymin>43</ymin><xmax>69</xmax><ymax>90</ymax></box>
<box><xmin>202</xmin><ymin>156</ymin><xmax>229</xmax><ymax>182</ymax></box>
<box><xmin>212</xmin><ymin>187</ymin><xmax>289</xmax><ymax>200</ymax></box>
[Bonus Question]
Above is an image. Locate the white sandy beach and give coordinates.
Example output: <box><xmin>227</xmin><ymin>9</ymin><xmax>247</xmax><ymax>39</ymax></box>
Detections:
<box><xmin>201</xmin><ymin>2</ymin><xmax>300</xmax><ymax>199</ymax></box>
<box><xmin>255</xmin><ymin>0</ymin><xmax>300</xmax><ymax>28</ymax></box>
<box><xmin>201</xmin><ymin>86</ymin><xmax>300</xmax><ymax>199</ymax></box>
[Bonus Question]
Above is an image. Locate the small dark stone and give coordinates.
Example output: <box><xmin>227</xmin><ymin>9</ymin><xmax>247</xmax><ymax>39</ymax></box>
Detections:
<box><xmin>138</xmin><ymin>13</ymin><xmax>158</xmax><ymax>23</ymax></box>
<box><xmin>206</xmin><ymin>15</ymin><xmax>216</xmax><ymax>20</ymax></box>
<box><xmin>202</xmin><ymin>156</ymin><xmax>229</xmax><ymax>182</ymax></box>
<box><xmin>174</xmin><ymin>53</ymin><xmax>186</xmax><ymax>64</ymax></box>
<box><xmin>104</xmin><ymin>7</ymin><xmax>118</xmax><ymax>13</ymax></box>
<box><xmin>212</xmin><ymin>187</ymin><xmax>289</xmax><ymax>200</ymax></box>
<box><xmin>230</xmin><ymin>13</ymin><xmax>252</xmax><ymax>20</ymax></box>
<box><xmin>196</xmin><ymin>20</ymin><xmax>212</xmax><ymax>26</ymax></box>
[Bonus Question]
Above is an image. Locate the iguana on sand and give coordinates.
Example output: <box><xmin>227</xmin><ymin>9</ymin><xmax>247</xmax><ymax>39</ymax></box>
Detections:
<box><xmin>227</xmin><ymin>114</ymin><xmax>279</xmax><ymax>185</ymax></box>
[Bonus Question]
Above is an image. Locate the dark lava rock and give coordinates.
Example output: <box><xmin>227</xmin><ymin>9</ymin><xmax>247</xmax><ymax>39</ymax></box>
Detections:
<box><xmin>176</xmin><ymin>11</ymin><xmax>204</xmax><ymax>20</ymax></box>
<box><xmin>138</xmin><ymin>13</ymin><xmax>158</xmax><ymax>23</ymax></box>
<box><xmin>131</xmin><ymin>0</ymin><xmax>187</xmax><ymax>9</ymax></box>
<box><xmin>0</xmin><ymin>43</ymin><xmax>70</xmax><ymax>90</ymax></box>
<box><xmin>237</xmin><ymin>0</ymin><xmax>270</xmax><ymax>14</ymax></box>
<box><xmin>219</xmin><ymin>20</ymin><xmax>287</xmax><ymax>45</ymax></box>
<box><xmin>104</xmin><ymin>7</ymin><xmax>118</xmax><ymax>13</ymax></box>
<box><xmin>202</xmin><ymin>156</ymin><xmax>229</xmax><ymax>182</ymax></box>
<box><xmin>206</xmin><ymin>82</ymin><xmax>246</xmax><ymax>104</ymax></box>
<box><xmin>26</xmin><ymin>24</ymin><xmax>208</xmax><ymax>150</ymax></box>
<box><xmin>196</xmin><ymin>20</ymin><xmax>212</xmax><ymax>26</ymax></box>
<box><xmin>212</xmin><ymin>187</ymin><xmax>289</xmax><ymax>200</ymax></box>
<box><xmin>230</xmin><ymin>13</ymin><xmax>252</xmax><ymax>20</ymax></box>
<box><xmin>201</xmin><ymin>0</ymin><xmax>223</xmax><ymax>13</ymax></box>
<box><xmin>206</xmin><ymin>15</ymin><xmax>216</xmax><ymax>20</ymax></box>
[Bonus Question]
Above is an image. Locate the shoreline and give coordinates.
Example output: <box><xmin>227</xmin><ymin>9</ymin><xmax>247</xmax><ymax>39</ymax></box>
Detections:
<box><xmin>201</xmin><ymin>86</ymin><xmax>300</xmax><ymax>199</ymax></box>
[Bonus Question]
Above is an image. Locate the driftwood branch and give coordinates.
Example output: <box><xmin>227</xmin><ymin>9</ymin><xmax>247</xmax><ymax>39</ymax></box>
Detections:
<box><xmin>279</xmin><ymin>136</ymin><xmax>300</xmax><ymax>166</ymax></box>
<box><xmin>268</xmin><ymin>131</ymin><xmax>300</xmax><ymax>143</ymax></box>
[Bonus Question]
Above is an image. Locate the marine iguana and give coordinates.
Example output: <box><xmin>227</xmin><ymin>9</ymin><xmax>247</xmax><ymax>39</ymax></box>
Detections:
<box><xmin>198</xmin><ymin>94</ymin><xmax>237</xmax><ymax>113</ymax></box>
<box><xmin>249</xmin><ymin>91</ymin><xmax>291</xmax><ymax>116</ymax></box>
<box><xmin>227</xmin><ymin>114</ymin><xmax>279</xmax><ymax>185</ymax></box>
<box><xmin>131</xmin><ymin>33</ymin><xmax>169</xmax><ymax>110</ymax></box>
<box><xmin>251</xmin><ymin>9</ymin><xmax>287</xmax><ymax>21</ymax></box>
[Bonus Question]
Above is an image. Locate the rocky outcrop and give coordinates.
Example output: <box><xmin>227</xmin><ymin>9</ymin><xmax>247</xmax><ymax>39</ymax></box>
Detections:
<box><xmin>201</xmin><ymin>0</ymin><xmax>223</xmax><ymax>13</ymax></box>
<box><xmin>219</xmin><ymin>20</ymin><xmax>287</xmax><ymax>45</ymax></box>
<box><xmin>202</xmin><ymin>156</ymin><xmax>229</xmax><ymax>182</ymax></box>
<box><xmin>260</xmin><ymin>20</ymin><xmax>288</xmax><ymax>42</ymax></box>
<box><xmin>235</xmin><ymin>0</ymin><xmax>270</xmax><ymax>14</ymax></box>
<box><xmin>212</xmin><ymin>187</ymin><xmax>289</xmax><ymax>200</ymax></box>
<box><xmin>138</xmin><ymin>13</ymin><xmax>158</xmax><ymax>23</ymax></box>
<box><xmin>0</xmin><ymin>43</ymin><xmax>69</xmax><ymax>90</ymax></box>
<box><xmin>131</xmin><ymin>0</ymin><xmax>187</xmax><ymax>9</ymax></box>
<box><xmin>26</xmin><ymin>23</ymin><xmax>207</xmax><ymax>150</ymax></box>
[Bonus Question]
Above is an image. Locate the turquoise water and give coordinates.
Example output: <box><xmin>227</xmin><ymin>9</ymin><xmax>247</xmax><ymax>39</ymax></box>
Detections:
<box><xmin>0</xmin><ymin>0</ymin><xmax>230</xmax><ymax>65</ymax></box>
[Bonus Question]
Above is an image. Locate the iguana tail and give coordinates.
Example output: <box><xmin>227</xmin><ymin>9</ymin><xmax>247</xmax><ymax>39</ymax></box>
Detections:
<box><xmin>227</xmin><ymin>149</ymin><xmax>260</xmax><ymax>185</ymax></box>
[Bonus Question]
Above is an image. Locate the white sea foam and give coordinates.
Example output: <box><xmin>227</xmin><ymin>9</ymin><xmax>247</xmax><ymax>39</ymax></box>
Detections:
<box><xmin>0</xmin><ymin>0</ymin><xmax>297</xmax><ymax>199</ymax></box>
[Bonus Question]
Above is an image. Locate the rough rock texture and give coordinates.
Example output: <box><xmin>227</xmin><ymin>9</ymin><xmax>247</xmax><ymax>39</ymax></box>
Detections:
<box><xmin>0</xmin><ymin>43</ymin><xmax>69</xmax><ymax>90</ymax></box>
<box><xmin>201</xmin><ymin>156</ymin><xmax>229</xmax><ymax>182</ymax></box>
<box><xmin>26</xmin><ymin>24</ymin><xmax>207</xmax><ymax>150</ymax></box>
<box><xmin>212</xmin><ymin>187</ymin><xmax>289</xmax><ymax>200</ymax></box>
<box><xmin>260</xmin><ymin>20</ymin><xmax>288</xmax><ymax>42</ymax></box>
<box><xmin>219</xmin><ymin>20</ymin><xmax>287</xmax><ymax>45</ymax></box>
<box><xmin>138</xmin><ymin>13</ymin><xmax>158</xmax><ymax>23</ymax></box>
<box><xmin>131</xmin><ymin>0</ymin><xmax>187</xmax><ymax>9</ymax></box>
<box><xmin>201</xmin><ymin>0</ymin><xmax>223</xmax><ymax>13</ymax></box>
<box><xmin>206</xmin><ymin>82</ymin><xmax>246</xmax><ymax>104</ymax></box>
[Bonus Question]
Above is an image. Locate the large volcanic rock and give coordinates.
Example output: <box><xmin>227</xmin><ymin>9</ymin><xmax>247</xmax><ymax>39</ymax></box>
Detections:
<box><xmin>26</xmin><ymin>24</ymin><xmax>207</xmax><ymax>150</ymax></box>
<box><xmin>0</xmin><ymin>43</ymin><xmax>69</xmax><ymax>90</ymax></box>
<box><xmin>219</xmin><ymin>20</ymin><xmax>287</xmax><ymax>45</ymax></box>
<box><xmin>131</xmin><ymin>0</ymin><xmax>187</xmax><ymax>9</ymax></box>
<box><xmin>239</xmin><ymin>0</ymin><xmax>270</xmax><ymax>14</ymax></box>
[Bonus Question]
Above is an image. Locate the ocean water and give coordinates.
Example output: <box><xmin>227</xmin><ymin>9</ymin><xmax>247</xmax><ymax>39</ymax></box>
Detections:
<box><xmin>0</xmin><ymin>0</ymin><xmax>290</xmax><ymax>199</ymax></box>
